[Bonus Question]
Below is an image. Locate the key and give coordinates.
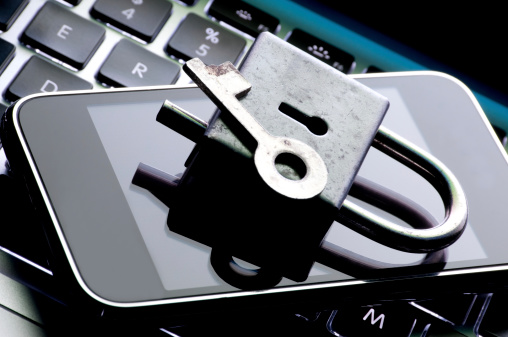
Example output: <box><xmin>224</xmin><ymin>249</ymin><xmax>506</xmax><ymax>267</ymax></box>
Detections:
<box><xmin>365</xmin><ymin>65</ymin><xmax>383</xmax><ymax>73</ymax></box>
<box><xmin>477</xmin><ymin>291</ymin><xmax>508</xmax><ymax>336</ymax></box>
<box><xmin>413</xmin><ymin>293</ymin><xmax>479</xmax><ymax>326</ymax></box>
<box><xmin>161</xmin><ymin>311</ymin><xmax>331</xmax><ymax>336</ymax></box>
<box><xmin>327</xmin><ymin>300</ymin><xmax>468</xmax><ymax>337</ymax></box>
<box><xmin>287</xmin><ymin>29</ymin><xmax>355</xmax><ymax>73</ymax></box>
<box><xmin>97</xmin><ymin>39</ymin><xmax>180</xmax><ymax>87</ymax></box>
<box><xmin>20</xmin><ymin>2</ymin><xmax>105</xmax><ymax>70</ymax></box>
<box><xmin>166</xmin><ymin>13</ymin><xmax>246</xmax><ymax>66</ymax></box>
<box><xmin>208</xmin><ymin>0</ymin><xmax>279</xmax><ymax>37</ymax></box>
<box><xmin>184</xmin><ymin>58</ymin><xmax>327</xmax><ymax>199</ymax></box>
<box><xmin>91</xmin><ymin>0</ymin><xmax>172</xmax><ymax>43</ymax></box>
<box><xmin>328</xmin><ymin>303</ymin><xmax>420</xmax><ymax>336</ymax></box>
<box><xmin>0</xmin><ymin>38</ymin><xmax>15</xmax><ymax>76</ymax></box>
<box><xmin>4</xmin><ymin>56</ymin><xmax>92</xmax><ymax>102</ymax></box>
<box><xmin>0</xmin><ymin>0</ymin><xmax>28</xmax><ymax>32</ymax></box>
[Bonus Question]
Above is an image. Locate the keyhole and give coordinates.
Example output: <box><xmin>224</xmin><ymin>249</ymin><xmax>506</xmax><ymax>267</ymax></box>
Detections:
<box><xmin>279</xmin><ymin>103</ymin><xmax>328</xmax><ymax>136</ymax></box>
<box><xmin>275</xmin><ymin>152</ymin><xmax>308</xmax><ymax>181</ymax></box>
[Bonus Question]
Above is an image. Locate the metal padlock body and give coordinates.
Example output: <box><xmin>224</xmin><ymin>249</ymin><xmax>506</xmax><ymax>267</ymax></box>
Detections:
<box><xmin>207</xmin><ymin>33</ymin><xmax>390</xmax><ymax>207</ymax></box>
<box><xmin>168</xmin><ymin>33</ymin><xmax>389</xmax><ymax>282</ymax></box>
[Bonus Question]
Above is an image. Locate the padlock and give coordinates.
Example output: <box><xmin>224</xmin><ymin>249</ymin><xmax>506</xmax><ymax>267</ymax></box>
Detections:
<box><xmin>132</xmin><ymin>33</ymin><xmax>467</xmax><ymax>288</ymax></box>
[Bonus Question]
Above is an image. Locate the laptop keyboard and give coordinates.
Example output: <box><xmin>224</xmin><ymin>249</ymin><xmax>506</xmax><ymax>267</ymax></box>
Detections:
<box><xmin>0</xmin><ymin>0</ymin><xmax>391</xmax><ymax>106</ymax></box>
<box><xmin>0</xmin><ymin>0</ymin><xmax>505</xmax><ymax>336</ymax></box>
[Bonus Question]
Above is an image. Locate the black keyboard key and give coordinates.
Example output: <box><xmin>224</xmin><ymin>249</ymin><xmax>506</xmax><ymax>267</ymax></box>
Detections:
<box><xmin>5</xmin><ymin>56</ymin><xmax>92</xmax><ymax>102</ymax></box>
<box><xmin>0</xmin><ymin>0</ymin><xmax>28</xmax><ymax>32</ymax></box>
<box><xmin>0</xmin><ymin>38</ymin><xmax>15</xmax><ymax>75</ymax></box>
<box><xmin>166</xmin><ymin>13</ymin><xmax>246</xmax><ymax>65</ymax></box>
<box><xmin>162</xmin><ymin>312</ymin><xmax>330</xmax><ymax>336</ymax></box>
<box><xmin>98</xmin><ymin>39</ymin><xmax>180</xmax><ymax>87</ymax></box>
<box><xmin>327</xmin><ymin>301</ymin><xmax>465</xmax><ymax>337</ymax></box>
<box><xmin>20</xmin><ymin>2</ymin><xmax>105</xmax><ymax>70</ymax></box>
<box><xmin>91</xmin><ymin>0</ymin><xmax>172</xmax><ymax>43</ymax></box>
<box><xmin>413</xmin><ymin>293</ymin><xmax>478</xmax><ymax>326</ymax></box>
<box><xmin>328</xmin><ymin>303</ymin><xmax>421</xmax><ymax>336</ymax></box>
<box><xmin>414</xmin><ymin>293</ymin><xmax>492</xmax><ymax>336</ymax></box>
<box><xmin>477</xmin><ymin>292</ymin><xmax>508</xmax><ymax>336</ymax></box>
<box><xmin>287</xmin><ymin>29</ymin><xmax>354</xmax><ymax>73</ymax></box>
<box><xmin>365</xmin><ymin>65</ymin><xmax>383</xmax><ymax>73</ymax></box>
<box><xmin>208</xmin><ymin>0</ymin><xmax>279</xmax><ymax>37</ymax></box>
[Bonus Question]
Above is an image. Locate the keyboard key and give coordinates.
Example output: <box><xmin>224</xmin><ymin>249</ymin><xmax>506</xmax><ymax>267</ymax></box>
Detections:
<box><xmin>97</xmin><ymin>39</ymin><xmax>180</xmax><ymax>87</ymax></box>
<box><xmin>328</xmin><ymin>302</ymin><xmax>421</xmax><ymax>336</ymax></box>
<box><xmin>162</xmin><ymin>311</ymin><xmax>329</xmax><ymax>336</ymax></box>
<box><xmin>287</xmin><ymin>29</ymin><xmax>354</xmax><ymax>73</ymax></box>
<box><xmin>413</xmin><ymin>293</ymin><xmax>478</xmax><ymax>326</ymax></box>
<box><xmin>0</xmin><ymin>0</ymin><xmax>28</xmax><ymax>32</ymax></box>
<box><xmin>364</xmin><ymin>65</ymin><xmax>383</xmax><ymax>73</ymax></box>
<box><xmin>166</xmin><ymin>13</ymin><xmax>246</xmax><ymax>65</ymax></box>
<box><xmin>208</xmin><ymin>0</ymin><xmax>279</xmax><ymax>37</ymax></box>
<box><xmin>477</xmin><ymin>292</ymin><xmax>508</xmax><ymax>336</ymax></box>
<box><xmin>327</xmin><ymin>301</ymin><xmax>464</xmax><ymax>337</ymax></box>
<box><xmin>20</xmin><ymin>2</ymin><xmax>105</xmax><ymax>70</ymax></box>
<box><xmin>4</xmin><ymin>56</ymin><xmax>92</xmax><ymax>102</ymax></box>
<box><xmin>0</xmin><ymin>39</ymin><xmax>15</xmax><ymax>75</ymax></box>
<box><xmin>91</xmin><ymin>0</ymin><xmax>172</xmax><ymax>43</ymax></box>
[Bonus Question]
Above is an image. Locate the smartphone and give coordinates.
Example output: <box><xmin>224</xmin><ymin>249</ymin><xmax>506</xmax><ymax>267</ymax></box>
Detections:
<box><xmin>1</xmin><ymin>71</ymin><xmax>508</xmax><ymax>320</ymax></box>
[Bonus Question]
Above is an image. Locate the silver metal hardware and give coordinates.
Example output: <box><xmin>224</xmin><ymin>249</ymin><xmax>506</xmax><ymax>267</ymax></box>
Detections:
<box><xmin>184</xmin><ymin>58</ymin><xmax>328</xmax><ymax>199</ymax></box>
<box><xmin>132</xmin><ymin>32</ymin><xmax>468</xmax><ymax>289</ymax></box>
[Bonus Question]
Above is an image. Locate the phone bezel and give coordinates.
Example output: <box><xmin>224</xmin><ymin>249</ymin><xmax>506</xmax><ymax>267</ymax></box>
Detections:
<box><xmin>3</xmin><ymin>71</ymin><xmax>508</xmax><ymax>319</ymax></box>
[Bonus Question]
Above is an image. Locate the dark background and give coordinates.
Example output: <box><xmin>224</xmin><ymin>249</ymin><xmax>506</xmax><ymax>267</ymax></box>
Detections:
<box><xmin>294</xmin><ymin>1</ymin><xmax>508</xmax><ymax>105</ymax></box>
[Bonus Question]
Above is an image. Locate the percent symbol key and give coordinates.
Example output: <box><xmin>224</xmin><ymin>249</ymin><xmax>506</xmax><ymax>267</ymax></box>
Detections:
<box><xmin>166</xmin><ymin>13</ymin><xmax>246</xmax><ymax>65</ymax></box>
<box><xmin>205</xmin><ymin>28</ymin><xmax>219</xmax><ymax>44</ymax></box>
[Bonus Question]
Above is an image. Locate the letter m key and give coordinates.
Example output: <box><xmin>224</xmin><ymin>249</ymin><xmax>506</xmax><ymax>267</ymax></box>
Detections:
<box><xmin>363</xmin><ymin>308</ymin><xmax>385</xmax><ymax>329</ymax></box>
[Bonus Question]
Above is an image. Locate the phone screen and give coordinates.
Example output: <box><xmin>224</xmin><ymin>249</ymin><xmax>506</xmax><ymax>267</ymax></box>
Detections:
<box><xmin>15</xmin><ymin>73</ymin><xmax>508</xmax><ymax>305</ymax></box>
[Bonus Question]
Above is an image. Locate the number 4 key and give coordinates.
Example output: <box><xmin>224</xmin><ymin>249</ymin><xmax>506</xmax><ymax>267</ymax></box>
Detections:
<box><xmin>91</xmin><ymin>0</ymin><xmax>172</xmax><ymax>42</ymax></box>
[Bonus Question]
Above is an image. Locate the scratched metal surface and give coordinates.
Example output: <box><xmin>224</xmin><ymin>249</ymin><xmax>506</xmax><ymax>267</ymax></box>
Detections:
<box><xmin>207</xmin><ymin>33</ymin><xmax>389</xmax><ymax>206</ymax></box>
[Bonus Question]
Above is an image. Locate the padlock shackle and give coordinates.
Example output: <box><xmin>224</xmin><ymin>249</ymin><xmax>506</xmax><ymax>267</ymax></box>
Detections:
<box><xmin>337</xmin><ymin>126</ymin><xmax>468</xmax><ymax>253</ymax></box>
<box><xmin>210</xmin><ymin>173</ymin><xmax>449</xmax><ymax>288</ymax></box>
